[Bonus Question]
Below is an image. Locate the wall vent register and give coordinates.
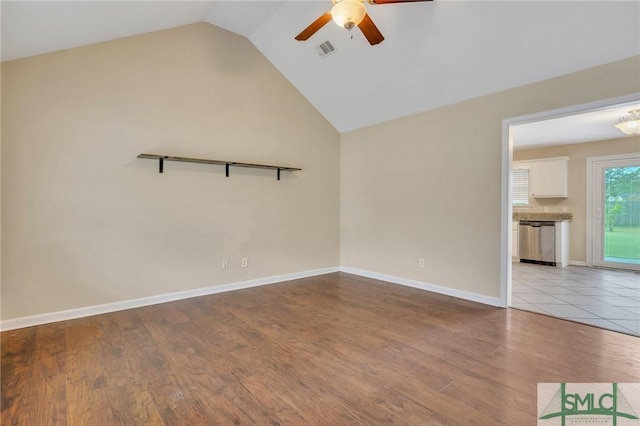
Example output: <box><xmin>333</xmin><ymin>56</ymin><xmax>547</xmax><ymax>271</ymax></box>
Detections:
<box><xmin>316</xmin><ymin>41</ymin><xmax>336</xmax><ymax>57</ymax></box>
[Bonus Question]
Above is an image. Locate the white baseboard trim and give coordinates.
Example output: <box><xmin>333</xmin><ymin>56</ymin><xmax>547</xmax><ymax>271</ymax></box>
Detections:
<box><xmin>569</xmin><ymin>260</ymin><xmax>587</xmax><ymax>267</ymax></box>
<box><xmin>340</xmin><ymin>267</ymin><xmax>502</xmax><ymax>307</ymax></box>
<box><xmin>0</xmin><ymin>266</ymin><xmax>340</xmax><ymax>332</ymax></box>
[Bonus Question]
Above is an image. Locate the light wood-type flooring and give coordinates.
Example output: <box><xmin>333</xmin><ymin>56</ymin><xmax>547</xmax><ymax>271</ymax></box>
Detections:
<box><xmin>2</xmin><ymin>272</ymin><xmax>639</xmax><ymax>425</ymax></box>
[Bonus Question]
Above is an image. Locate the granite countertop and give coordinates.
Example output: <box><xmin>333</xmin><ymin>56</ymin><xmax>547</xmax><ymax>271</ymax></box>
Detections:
<box><xmin>513</xmin><ymin>212</ymin><xmax>572</xmax><ymax>221</ymax></box>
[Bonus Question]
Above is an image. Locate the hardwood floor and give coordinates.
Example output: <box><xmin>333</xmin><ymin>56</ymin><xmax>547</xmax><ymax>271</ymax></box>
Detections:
<box><xmin>2</xmin><ymin>272</ymin><xmax>639</xmax><ymax>425</ymax></box>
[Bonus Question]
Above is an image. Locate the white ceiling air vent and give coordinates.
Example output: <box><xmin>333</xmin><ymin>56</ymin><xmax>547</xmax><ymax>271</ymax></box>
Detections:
<box><xmin>316</xmin><ymin>41</ymin><xmax>336</xmax><ymax>58</ymax></box>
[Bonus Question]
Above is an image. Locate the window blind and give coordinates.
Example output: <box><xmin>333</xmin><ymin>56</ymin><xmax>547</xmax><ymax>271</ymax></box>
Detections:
<box><xmin>512</xmin><ymin>168</ymin><xmax>530</xmax><ymax>206</ymax></box>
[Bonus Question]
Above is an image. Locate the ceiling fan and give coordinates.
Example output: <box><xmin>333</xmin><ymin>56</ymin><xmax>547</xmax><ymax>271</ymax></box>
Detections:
<box><xmin>295</xmin><ymin>0</ymin><xmax>433</xmax><ymax>46</ymax></box>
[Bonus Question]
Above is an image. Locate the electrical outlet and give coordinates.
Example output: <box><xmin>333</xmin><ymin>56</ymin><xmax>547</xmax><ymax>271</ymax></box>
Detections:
<box><xmin>222</xmin><ymin>259</ymin><xmax>229</xmax><ymax>270</ymax></box>
<box><xmin>562</xmin><ymin>207</ymin><xmax>568</xmax><ymax>213</ymax></box>
<box><xmin>544</xmin><ymin>207</ymin><xmax>549</xmax><ymax>212</ymax></box>
<box><xmin>418</xmin><ymin>258</ymin><xmax>425</xmax><ymax>268</ymax></box>
<box><xmin>241</xmin><ymin>258</ymin><xmax>248</xmax><ymax>268</ymax></box>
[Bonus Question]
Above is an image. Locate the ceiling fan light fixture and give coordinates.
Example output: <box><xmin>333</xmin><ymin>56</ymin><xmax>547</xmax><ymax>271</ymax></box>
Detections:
<box><xmin>614</xmin><ymin>109</ymin><xmax>640</xmax><ymax>135</ymax></box>
<box><xmin>331</xmin><ymin>0</ymin><xmax>367</xmax><ymax>30</ymax></box>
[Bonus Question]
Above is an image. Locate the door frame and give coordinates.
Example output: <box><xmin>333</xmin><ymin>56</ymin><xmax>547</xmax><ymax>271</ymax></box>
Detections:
<box><xmin>500</xmin><ymin>92</ymin><xmax>640</xmax><ymax>307</ymax></box>
<box><xmin>586</xmin><ymin>152</ymin><xmax>640</xmax><ymax>270</ymax></box>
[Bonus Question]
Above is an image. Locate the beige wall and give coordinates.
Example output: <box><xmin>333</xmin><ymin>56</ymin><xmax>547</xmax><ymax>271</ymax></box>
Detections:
<box><xmin>0</xmin><ymin>64</ymin><xmax>2</xmax><ymax>320</ymax></box>
<box><xmin>514</xmin><ymin>137</ymin><xmax>640</xmax><ymax>263</ymax></box>
<box><xmin>341</xmin><ymin>56</ymin><xmax>640</xmax><ymax>299</ymax></box>
<box><xmin>1</xmin><ymin>23</ymin><xmax>340</xmax><ymax>320</ymax></box>
<box><xmin>2</xmin><ymin>21</ymin><xmax>639</xmax><ymax>320</ymax></box>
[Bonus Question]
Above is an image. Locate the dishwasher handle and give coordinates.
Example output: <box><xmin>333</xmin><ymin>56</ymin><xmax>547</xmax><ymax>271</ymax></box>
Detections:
<box><xmin>520</xmin><ymin>221</ymin><xmax>555</xmax><ymax>227</ymax></box>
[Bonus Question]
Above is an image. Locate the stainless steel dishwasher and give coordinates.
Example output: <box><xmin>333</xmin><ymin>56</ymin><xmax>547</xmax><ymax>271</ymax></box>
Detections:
<box><xmin>519</xmin><ymin>221</ymin><xmax>556</xmax><ymax>266</ymax></box>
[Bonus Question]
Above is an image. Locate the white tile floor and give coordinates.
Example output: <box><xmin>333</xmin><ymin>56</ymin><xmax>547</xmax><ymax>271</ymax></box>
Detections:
<box><xmin>511</xmin><ymin>262</ymin><xmax>640</xmax><ymax>336</ymax></box>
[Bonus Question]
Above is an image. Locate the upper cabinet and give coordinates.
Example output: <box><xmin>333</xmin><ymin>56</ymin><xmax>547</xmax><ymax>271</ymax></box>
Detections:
<box><xmin>529</xmin><ymin>157</ymin><xmax>569</xmax><ymax>198</ymax></box>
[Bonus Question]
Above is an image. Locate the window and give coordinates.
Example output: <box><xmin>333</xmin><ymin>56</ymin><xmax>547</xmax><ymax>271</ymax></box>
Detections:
<box><xmin>512</xmin><ymin>167</ymin><xmax>530</xmax><ymax>206</ymax></box>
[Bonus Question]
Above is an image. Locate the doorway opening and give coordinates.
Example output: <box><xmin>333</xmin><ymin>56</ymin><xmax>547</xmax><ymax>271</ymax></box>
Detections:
<box><xmin>587</xmin><ymin>153</ymin><xmax>640</xmax><ymax>270</ymax></box>
<box><xmin>501</xmin><ymin>93</ymin><xmax>640</xmax><ymax>336</ymax></box>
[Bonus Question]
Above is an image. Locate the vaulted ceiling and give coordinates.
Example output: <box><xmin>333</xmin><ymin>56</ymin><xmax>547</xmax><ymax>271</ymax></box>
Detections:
<box><xmin>2</xmin><ymin>1</ymin><xmax>640</xmax><ymax>138</ymax></box>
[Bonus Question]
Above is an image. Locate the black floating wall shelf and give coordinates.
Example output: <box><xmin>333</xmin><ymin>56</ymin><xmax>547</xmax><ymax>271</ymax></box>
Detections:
<box><xmin>137</xmin><ymin>154</ymin><xmax>301</xmax><ymax>181</ymax></box>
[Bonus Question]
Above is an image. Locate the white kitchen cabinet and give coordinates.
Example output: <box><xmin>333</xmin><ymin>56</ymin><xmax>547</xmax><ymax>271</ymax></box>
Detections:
<box><xmin>529</xmin><ymin>157</ymin><xmax>569</xmax><ymax>198</ymax></box>
<box><xmin>512</xmin><ymin>221</ymin><xmax>518</xmax><ymax>258</ymax></box>
<box><xmin>555</xmin><ymin>221</ymin><xmax>570</xmax><ymax>267</ymax></box>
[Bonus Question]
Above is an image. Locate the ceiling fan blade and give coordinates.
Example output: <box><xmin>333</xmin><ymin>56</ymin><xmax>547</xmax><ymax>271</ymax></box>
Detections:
<box><xmin>295</xmin><ymin>12</ymin><xmax>332</xmax><ymax>41</ymax></box>
<box><xmin>370</xmin><ymin>0</ymin><xmax>433</xmax><ymax>4</ymax></box>
<box><xmin>358</xmin><ymin>13</ymin><xmax>385</xmax><ymax>45</ymax></box>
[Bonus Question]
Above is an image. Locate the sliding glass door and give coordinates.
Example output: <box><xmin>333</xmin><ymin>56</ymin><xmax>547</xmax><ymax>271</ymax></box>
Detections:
<box><xmin>590</xmin><ymin>153</ymin><xmax>640</xmax><ymax>270</ymax></box>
